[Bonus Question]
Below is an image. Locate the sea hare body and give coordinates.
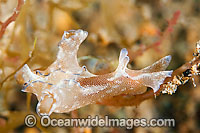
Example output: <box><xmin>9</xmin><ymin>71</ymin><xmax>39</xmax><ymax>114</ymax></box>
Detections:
<box><xmin>15</xmin><ymin>29</ymin><xmax>172</xmax><ymax>116</ymax></box>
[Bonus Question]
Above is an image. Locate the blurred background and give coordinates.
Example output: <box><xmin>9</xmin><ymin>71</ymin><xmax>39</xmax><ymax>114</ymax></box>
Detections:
<box><xmin>0</xmin><ymin>0</ymin><xmax>200</xmax><ymax>132</ymax></box>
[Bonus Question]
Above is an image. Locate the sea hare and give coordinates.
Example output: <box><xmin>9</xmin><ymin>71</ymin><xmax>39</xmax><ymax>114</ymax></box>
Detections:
<box><xmin>15</xmin><ymin>29</ymin><xmax>173</xmax><ymax>116</ymax></box>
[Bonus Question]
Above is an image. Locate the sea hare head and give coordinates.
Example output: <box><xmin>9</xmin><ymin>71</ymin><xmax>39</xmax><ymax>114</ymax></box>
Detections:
<box><xmin>60</xmin><ymin>29</ymin><xmax>88</xmax><ymax>48</ymax></box>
